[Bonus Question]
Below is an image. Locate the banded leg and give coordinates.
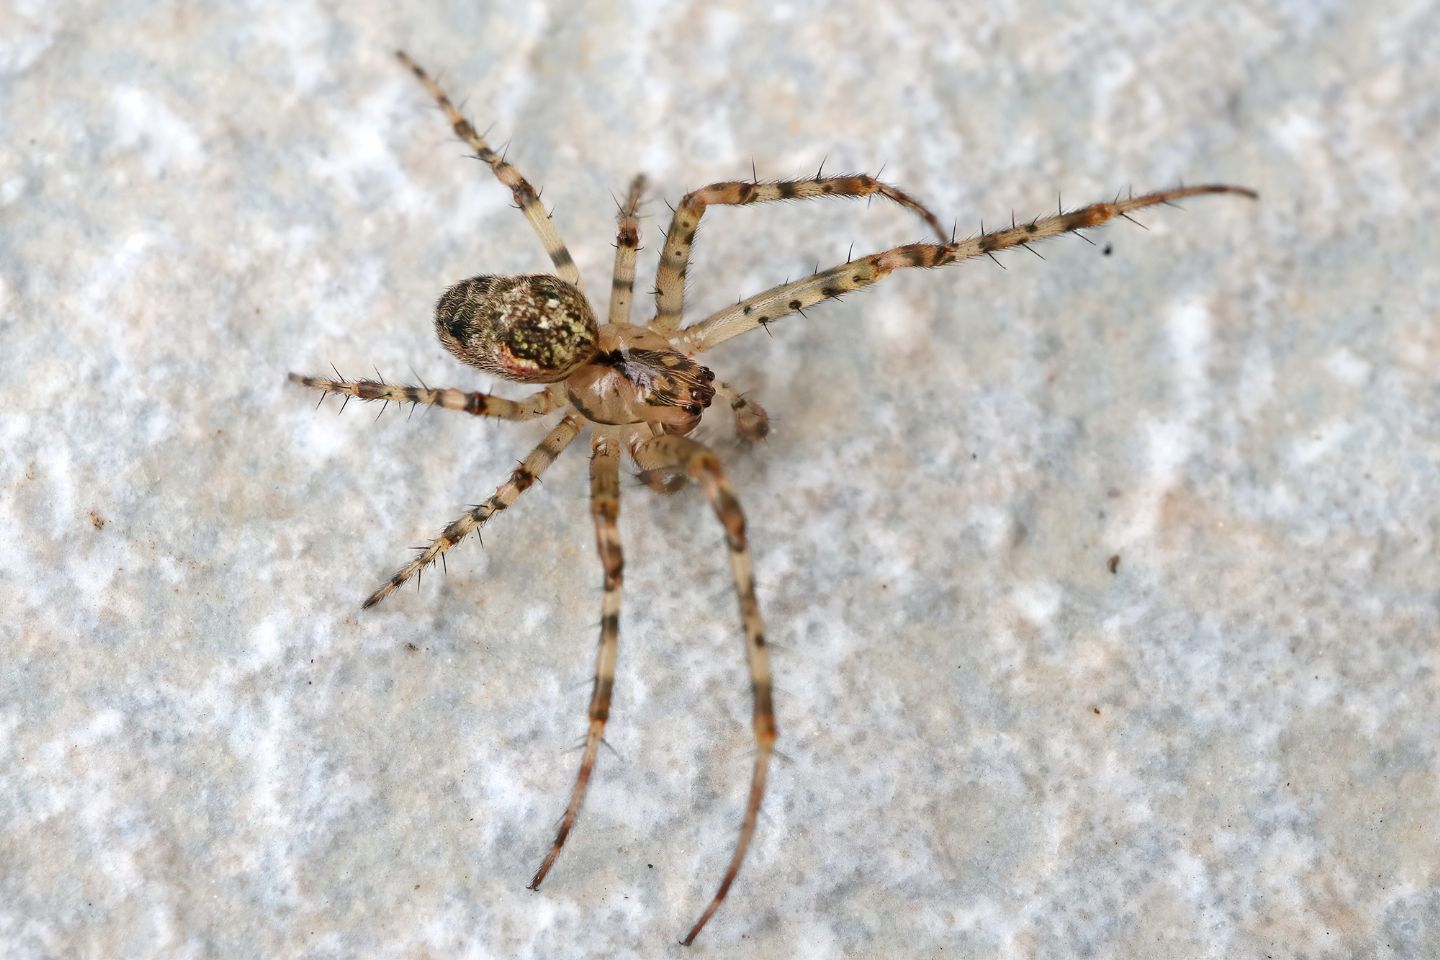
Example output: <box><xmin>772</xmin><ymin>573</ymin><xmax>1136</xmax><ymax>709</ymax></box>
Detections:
<box><xmin>396</xmin><ymin>50</ymin><xmax>582</xmax><ymax>288</ymax></box>
<box><xmin>608</xmin><ymin>174</ymin><xmax>647</xmax><ymax>327</ymax></box>
<box><xmin>676</xmin><ymin>184</ymin><xmax>1258</xmax><ymax>353</ymax></box>
<box><xmin>363</xmin><ymin>414</ymin><xmax>584</xmax><ymax>608</ymax></box>
<box><xmin>651</xmin><ymin>174</ymin><xmax>949</xmax><ymax>333</ymax></box>
<box><xmin>530</xmin><ymin>428</ymin><xmax>624</xmax><ymax>890</ymax></box>
<box><xmin>630</xmin><ymin>426</ymin><xmax>686</xmax><ymax>494</ymax></box>
<box><xmin>627</xmin><ymin>432</ymin><xmax>775</xmax><ymax>945</ymax></box>
<box><xmin>714</xmin><ymin>382</ymin><xmax>770</xmax><ymax>443</ymax></box>
<box><xmin>289</xmin><ymin>373</ymin><xmax>566</xmax><ymax>420</ymax></box>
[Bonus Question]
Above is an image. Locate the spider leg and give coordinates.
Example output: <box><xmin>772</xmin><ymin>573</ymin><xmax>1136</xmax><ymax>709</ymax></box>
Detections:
<box><xmin>362</xmin><ymin>413</ymin><xmax>584</xmax><ymax>609</ymax></box>
<box><xmin>714</xmin><ymin>382</ymin><xmax>770</xmax><ymax>443</ymax></box>
<box><xmin>651</xmin><ymin>174</ymin><xmax>949</xmax><ymax>333</ymax></box>
<box><xmin>608</xmin><ymin>174</ymin><xmax>647</xmax><ymax>327</ymax></box>
<box><xmin>396</xmin><ymin>50</ymin><xmax>583</xmax><ymax>289</ymax></box>
<box><xmin>288</xmin><ymin>374</ymin><xmax>566</xmax><ymax>420</ymax></box>
<box><xmin>627</xmin><ymin>432</ymin><xmax>775</xmax><ymax>946</ymax></box>
<box><xmin>630</xmin><ymin>427</ymin><xmax>687</xmax><ymax>494</ymax></box>
<box><xmin>529</xmin><ymin>428</ymin><xmax>624</xmax><ymax>890</ymax></box>
<box><xmin>675</xmin><ymin>183</ymin><xmax>1258</xmax><ymax>353</ymax></box>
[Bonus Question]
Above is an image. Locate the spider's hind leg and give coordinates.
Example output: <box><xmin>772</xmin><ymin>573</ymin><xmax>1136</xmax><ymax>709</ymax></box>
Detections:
<box><xmin>530</xmin><ymin>428</ymin><xmax>624</xmax><ymax>890</ymax></box>
<box><xmin>396</xmin><ymin>50</ymin><xmax>583</xmax><ymax>289</ymax></box>
<box><xmin>608</xmin><ymin>174</ymin><xmax>647</xmax><ymax>327</ymax></box>
<box><xmin>288</xmin><ymin>373</ymin><xmax>565</xmax><ymax>421</ymax></box>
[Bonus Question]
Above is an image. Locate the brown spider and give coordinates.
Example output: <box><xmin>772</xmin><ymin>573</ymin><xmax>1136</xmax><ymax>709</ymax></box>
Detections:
<box><xmin>288</xmin><ymin>50</ymin><xmax>1256</xmax><ymax>944</ymax></box>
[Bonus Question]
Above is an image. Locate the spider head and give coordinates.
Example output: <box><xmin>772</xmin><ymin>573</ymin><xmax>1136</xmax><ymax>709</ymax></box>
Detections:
<box><xmin>435</xmin><ymin>275</ymin><xmax>599</xmax><ymax>383</ymax></box>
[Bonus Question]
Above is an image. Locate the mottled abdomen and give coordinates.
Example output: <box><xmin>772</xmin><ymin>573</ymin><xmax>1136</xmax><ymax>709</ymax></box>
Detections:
<box><xmin>436</xmin><ymin>275</ymin><xmax>599</xmax><ymax>383</ymax></box>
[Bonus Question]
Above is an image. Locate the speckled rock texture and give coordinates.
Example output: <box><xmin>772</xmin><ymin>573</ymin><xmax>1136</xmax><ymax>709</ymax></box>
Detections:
<box><xmin>2</xmin><ymin>2</ymin><xmax>1436</xmax><ymax>957</ymax></box>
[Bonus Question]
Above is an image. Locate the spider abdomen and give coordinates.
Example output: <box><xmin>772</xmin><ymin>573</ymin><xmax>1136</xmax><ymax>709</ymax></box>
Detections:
<box><xmin>565</xmin><ymin>324</ymin><xmax>715</xmax><ymax>430</ymax></box>
<box><xmin>435</xmin><ymin>274</ymin><xmax>599</xmax><ymax>383</ymax></box>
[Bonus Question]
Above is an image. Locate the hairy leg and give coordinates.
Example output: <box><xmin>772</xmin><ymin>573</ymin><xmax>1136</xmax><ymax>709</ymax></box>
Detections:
<box><xmin>363</xmin><ymin>413</ymin><xmax>585</xmax><ymax>608</ymax></box>
<box><xmin>651</xmin><ymin>173</ymin><xmax>949</xmax><ymax>333</ymax></box>
<box><xmin>608</xmin><ymin>174</ymin><xmax>647</xmax><ymax>327</ymax></box>
<box><xmin>289</xmin><ymin>373</ymin><xmax>566</xmax><ymax>420</ymax></box>
<box><xmin>530</xmin><ymin>428</ymin><xmax>623</xmax><ymax>890</ymax></box>
<box><xmin>396</xmin><ymin>50</ymin><xmax>583</xmax><ymax>289</ymax></box>
<box><xmin>629</xmin><ymin>424</ymin><xmax>685</xmax><ymax>494</ymax></box>
<box><xmin>628</xmin><ymin>432</ymin><xmax>775</xmax><ymax>945</ymax></box>
<box><xmin>676</xmin><ymin>184</ymin><xmax>1258</xmax><ymax>353</ymax></box>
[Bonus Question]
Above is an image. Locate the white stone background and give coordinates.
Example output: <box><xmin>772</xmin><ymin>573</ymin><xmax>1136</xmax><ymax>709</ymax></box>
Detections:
<box><xmin>1</xmin><ymin>1</ymin><xmax>1436</xmax><ymax>957</ymax></box>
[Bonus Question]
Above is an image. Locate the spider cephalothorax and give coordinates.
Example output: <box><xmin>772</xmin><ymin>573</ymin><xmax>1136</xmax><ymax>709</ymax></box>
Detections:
<box><xmin>290</xmin><ymin>49</ymin><xmax>1255</xmax><ymax>945</ymax></box>
<box><xmin>566</xmin><ymin>325</ymin><xmax>717</xmax><ymax>431</ymax></box>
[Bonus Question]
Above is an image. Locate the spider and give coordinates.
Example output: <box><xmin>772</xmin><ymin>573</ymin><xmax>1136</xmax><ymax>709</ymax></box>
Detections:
<box><xmin>288</xmin><ymin>50</ymin><xmax>1256</xmax><ymax>944</ymax></box>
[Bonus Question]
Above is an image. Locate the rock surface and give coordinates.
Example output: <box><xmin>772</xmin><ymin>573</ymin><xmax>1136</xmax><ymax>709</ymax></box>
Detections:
<box><xmin>1</xmin><ymin>2</ymin><xmax>1436</xmax><ymax>957</ymax></box>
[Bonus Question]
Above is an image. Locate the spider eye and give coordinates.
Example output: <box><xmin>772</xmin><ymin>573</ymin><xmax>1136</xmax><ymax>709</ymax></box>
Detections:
<box><xmin>435</xmin><ymin>275</ymin><xmax>599</xmax><ymax>383</ymax></box>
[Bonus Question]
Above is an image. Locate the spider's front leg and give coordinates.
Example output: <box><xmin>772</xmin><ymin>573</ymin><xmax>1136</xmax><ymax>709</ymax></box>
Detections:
<box><xmin>288</xmin><ymin>373</ymin><xmax>567</xmax><ymax>420</ymax></box>
<box><xmin>652</xmin><ymin>174</ymin><xmax>949</xmax><ymax>333</ymax></box>
<box><xmin>676</xmin><ymin>183</ymin><xmax>1258</xmax><ymax>353</ymax></box>
<box><xmin>530</xmin><ymin>428</ymin><xmax>624</xmax><ymax>890</ymax></box>
<box><xmin>628</xmin><ymin>431</ymin><xmax>775</xmax><ymax>945</ymax></box>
